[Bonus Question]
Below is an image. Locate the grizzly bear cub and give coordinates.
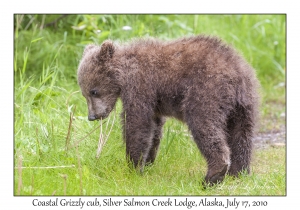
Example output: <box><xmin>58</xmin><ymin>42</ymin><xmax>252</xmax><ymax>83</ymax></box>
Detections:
<box><xmin>77</xmin><ymin>35</ymin><xmax>259</xmax><ymax>185</ymax></box>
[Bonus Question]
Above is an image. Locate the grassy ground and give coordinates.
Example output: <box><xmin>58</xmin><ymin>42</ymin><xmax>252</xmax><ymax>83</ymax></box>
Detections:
<box><xmin>14</xmin><ymin>14</ymin><xmax>286</xmax><ymax>195</ymax></box>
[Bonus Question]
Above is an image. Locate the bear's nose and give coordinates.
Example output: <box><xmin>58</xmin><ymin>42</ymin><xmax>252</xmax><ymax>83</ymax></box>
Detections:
<box><xmin>88</xmin><ymin>115</ymin><xmax>97</xmax><ymax>121</ymax></box>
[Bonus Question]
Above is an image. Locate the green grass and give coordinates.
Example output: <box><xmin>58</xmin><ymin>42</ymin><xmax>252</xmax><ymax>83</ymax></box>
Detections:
<box><xmin>14</xmin><ymin>14</ymin><xmax>286</xmax><ymax>195</ymax></box>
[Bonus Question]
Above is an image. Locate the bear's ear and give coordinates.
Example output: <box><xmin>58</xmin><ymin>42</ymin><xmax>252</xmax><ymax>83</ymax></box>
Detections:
<box><xmin>99</xmin><ymin>40</ymin><xmax>115</xmax><ymax>60</ymax></box>
<box><xmin>83</xmin><ymin>44</ymin><xmax>97</xmax><ymax>56</ymax></box>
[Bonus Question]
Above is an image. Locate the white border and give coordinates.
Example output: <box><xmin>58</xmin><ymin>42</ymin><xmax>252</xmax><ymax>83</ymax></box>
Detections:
<box><xmin>3</xmin><ymin>0</ymin><xmax>298</xmax><ymax>209</ymax></box>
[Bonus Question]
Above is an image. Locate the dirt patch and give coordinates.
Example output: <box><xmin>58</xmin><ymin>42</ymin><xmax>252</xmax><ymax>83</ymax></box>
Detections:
<box><xmin>253</xmin><ymin>129</ymin><xmax>286</xmax><ymax>149</ymax></box>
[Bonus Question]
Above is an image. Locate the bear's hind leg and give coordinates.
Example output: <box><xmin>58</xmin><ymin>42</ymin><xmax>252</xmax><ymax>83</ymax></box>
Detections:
<box><xmin>227</xmin><ymin>104</ymin><xmax>255</xmax><ymax>176</ymax></box>
<box><xmin>185</xmin><ymin>108</ymin><xmax>231</xmax><ymax>185</ymax></box>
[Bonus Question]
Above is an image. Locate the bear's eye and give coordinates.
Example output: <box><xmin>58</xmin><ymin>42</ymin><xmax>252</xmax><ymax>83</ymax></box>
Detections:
<box><xmin>90</xmin><ymin>90</ymin><xmax>98</xmax><ymax>96</ymax></box>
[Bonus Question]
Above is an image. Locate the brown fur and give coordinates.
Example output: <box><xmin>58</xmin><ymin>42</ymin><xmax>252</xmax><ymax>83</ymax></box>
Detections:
<box><xmin>77</xmin><ymin>35</ymin><xmax>260</xmax><ymax>185</ymax></box>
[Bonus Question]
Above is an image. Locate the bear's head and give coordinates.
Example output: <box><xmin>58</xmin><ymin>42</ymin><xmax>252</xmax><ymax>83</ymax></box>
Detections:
<box><xmin>77</xmin><ymin>40</ymin><xmax>120</xmax><ymax>121</ymax></box>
